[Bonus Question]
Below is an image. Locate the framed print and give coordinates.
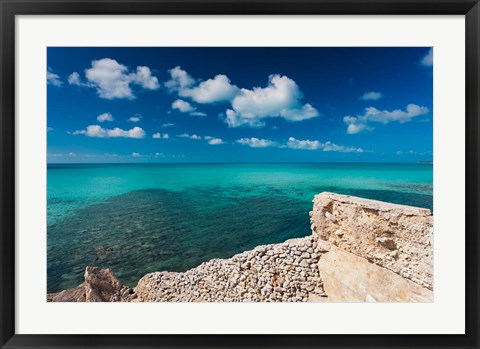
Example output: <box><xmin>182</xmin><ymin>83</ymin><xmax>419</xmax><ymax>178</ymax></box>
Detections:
<box><xmin>1</xmin><ymin>0</ymin><xmax>479</xmax><ymax>348</ymax></box>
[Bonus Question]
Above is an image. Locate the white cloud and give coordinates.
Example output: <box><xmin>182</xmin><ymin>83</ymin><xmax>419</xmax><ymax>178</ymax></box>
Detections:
<box><xmin>67</xmin><ymin>72</ymin><xmax>88</xmax><ymax>86</ymax></box>
<box><xmin>69</xmin><ymin>58</ymin><xmax>159</xmax><ymax>99</ymax></box>
<box><xmin>227</xmin><ymin>74</ymin><xmax>319</xmax><ymax>127</ymax></box>
<box><xmin>234</xmin><ymin>136</ymin><xmax>364</xmax><ymax>152</ymax></box>
<box><xmin>421</xmin><ymin>48</ymin><xmax>433</xmax><ymax>66</ymax></box>
<box><xmin>236</xmin><ymin>137</ymin><xmax>276</xmax><ymax>148</ymax></box>
<box><xmin>166</xmin><ymin>68</ymin><xmax>318</xmax><ymax>128</ymax></box>
<box><xmin>177</xmin><ymin>133</ymin><xmax>202</xmax><ymax>140</ymax></box>
<box><xmin>161</xmin><ymin>123</ymin><xmax>174</xmax><ymax>128</ymax></box>
<box><xmin>360</xmin><ymin>91</ymin><xmax>382</xmax><ymax>101</ymax></box>
<box><xmin>132</xmin><ymin>152</ymin><xmax>141</xmax><ymax>157</ymax></box>
<box><xmin>322</xmin><ymin>141</ymin><xmax>364</xmax><ymax>153</ymax></box>
<box><xmin>224</xmin><ymin>109</ymin><xmax>265</xmax><ymax>128</ymax></box>
<box><xmin>129</xmin><ymin>66</ymin><xmax>159</xmax><ymax>90</ymax></box>
<box><xmin>96</xmin><ymin>112</ymin><xmax>114</xmax><ymax>122</ymax></box>
<box><xmin>183</xmin><ymin>74</ymin><xmax>239</xmax><ymax>103</ymax></box>
<box><xmin>286</xmin><ymin>137</ymin><xmax>322</xmax><ymax>150</ymax></box>
<box><xmin>343</xmin><ymin>103</ymin><xmax>429</xmax><ymax>134</ymax></box>
<box><xmin>286</xmin><ymin>137</ymin><xmax>364</xmax><ymax>153</ymax></box>
<box><xmin>207</xmin><ymin>138</ymin><xmax>224</xmax><ymax>145</ymax></box>
<box><xmin>128</xmin><ymin>116</ymin><xmax>141</xmax><ymax>122</ymax></box>
<box><xmin>68</xmin><ymin>152</ymin><xmax>76</xmax><ymax>157</ymax></box>
<box><xmin>190</xmin><ymin>111</ymin><xmax>207</xmax><ymax>117</ymax></box>
<box><xmin>172</xmin><ymin>99</ymin><xmax>196</xmax><ymax>113</ymax></box>
<box><xmin>72</xmin><ymin>125</ymin><xmax>146</xmax><ymax>138</ymax></box>
<box><xmin>47</xmin><ymin>127</ymin><xmax>54</xmax><ymax>132</ymax></box>
<box><xmin>47</xmin><ymin>68</ymin><xmax>63</xmax><ymax>87</ymax></box>
<box><xmin>165</xmin><ymin>66</ymin><xmax>239</xmax><ymax>104</ymax></box>
<box><xmin>84</xmin><ymin>59</ymin><xmax>133</xmax><ymax>99</ymax></box>
<box><xmin>164</xmin><ymin>66</ymin><xmax>195</xmax><ymax>92</ymax></box>
<box><xmin>170</xmin><ymin>99</ymin><xmax>208</xmax><ymax>118</ymax></box>
<box><xmin>177</xmin><ymin>133</ymin><xmax>223</xmax><ymax>144</ymax></box>
<box><xmin>152</xmin><ymin>132</ymin><xmax>169</xmax><ymax>139</ymax></box>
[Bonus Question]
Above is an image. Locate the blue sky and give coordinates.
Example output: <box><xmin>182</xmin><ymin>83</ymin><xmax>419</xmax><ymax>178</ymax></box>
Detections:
<box><xmin>47</xmin><ymin>47</ymin><xmax>433</xmax><ymax>163</ymax></box>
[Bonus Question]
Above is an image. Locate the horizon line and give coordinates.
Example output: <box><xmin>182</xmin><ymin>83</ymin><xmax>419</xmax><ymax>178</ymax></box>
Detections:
<box><xmin>47</xmin><ymin>161</ymin><xmax>433</xmax><ymax>165</ymax></box>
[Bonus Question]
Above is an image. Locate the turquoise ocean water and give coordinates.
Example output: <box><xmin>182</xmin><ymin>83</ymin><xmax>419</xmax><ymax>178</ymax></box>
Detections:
<box><xmin>47</xmin><ymin>163</ymin><xmax>433</xmax><ymax>293</ymax></box>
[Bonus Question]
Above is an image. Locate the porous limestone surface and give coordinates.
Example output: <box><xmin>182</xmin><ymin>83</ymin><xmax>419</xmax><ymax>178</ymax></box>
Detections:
<box><xmin>310</xmin><ymin>192</ymin><xmax>433</xmax><ymax>290</ymax></box>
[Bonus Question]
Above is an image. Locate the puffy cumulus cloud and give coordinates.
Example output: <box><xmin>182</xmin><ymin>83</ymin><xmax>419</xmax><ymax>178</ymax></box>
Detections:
<box><xmin>96</xmin><ymin>112</ymin><xmax>114</xmax><ymax>122</ymax></box>
<box><xmin>227</xmin><ymin>75</ymin><xmax>319</xmax><ymax>128</ymax></box>
<box><xmin>129</xmin><ymin>66</ymin><xmax>159</xmax><ymax>89</ymax></box>
<box><xmin>165</xmin><ymin>68</ymin><xmax>318</xmax><ymax>128</ymax></box>
<box><xmin>132</xmin><ymin>152</ymin><xmax>142</xmax><ymax>157</ymax></box>
<box><xmin>84</xmin><ymin>59</ymin><xmax>133</xmax><ymax>99</ymax></box>
<box><xmin>236</xmin><ymin>137</ymin><xmax>276</xmax><ymax>148</ymax></box>
<box><xmin>177</xmin><ymin>133</ymin><xmax>202</xmax><ymax>140</ymax></box>
<box><xmin>72</xmin><ymin>125</ymin><xmax>146</xmax><ymax>138</ymax></box>
<box><xmin>47</xmin><ymin>68</ymin><xmax>63</xmax><ymax>87</ymax></box>
<box><xmin>286</xmin><ymin>137</ymin><xmax>364</xmax><ymax>153</ymax></box>
<box><xmin>183</xmin><ymin>74</ymin><xmax>239</xmax><ymax>103</ymax></box>
<box><xmin>164</xmin><ymin>66</ymin><xmax>195</xmax><ymax>92</ymax></box>
<box><xmin>359</xmin><ymin>91</ymin><xmax>382</xmax><ymax>101</ymax></box>
<box><xmin>68</xmin><ymin>58</ymin><xmax>159</xmax><ymax>99</ymax></box>
<box><xmin>343</xmin><ymin>103</ymin><xmax>429</xmax><ymax>134</ymax></box>
<box><xmin>421</xmin><ymin>48</ymin><xmax>433</xmax><ymax>67</ymax></box>
<box><xmin>152</xmin><ymin>132</ymin><xmax>169</xmax><ymax>139</ymax></box>
<box><xmin>165</xmin><ymin>66</ymin><xmax>239</xmax><ymax>104</ymax></box>
<box><xmin>172</xmin><ymin>99</ymin><xmax>196</xmax><ymax>113</ymax></box>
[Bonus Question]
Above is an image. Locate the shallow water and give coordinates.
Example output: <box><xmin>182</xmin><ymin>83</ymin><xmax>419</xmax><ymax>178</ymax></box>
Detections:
<box><xmin>47</xmin><ymin>163</ymin><xmax>432</xmax><ymax>293</ymax></box>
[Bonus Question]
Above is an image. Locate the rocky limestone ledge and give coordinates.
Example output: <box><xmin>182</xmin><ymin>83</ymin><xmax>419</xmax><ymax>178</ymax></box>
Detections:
<box><xmin>310</xmin><ymin>192</ymin><xmax>433</xmax><ymax>290</ymax></box>
<box><xmin>48</xmin><ymin>192</ymin><xmax>433</xmax><ymax>302</ymax></box>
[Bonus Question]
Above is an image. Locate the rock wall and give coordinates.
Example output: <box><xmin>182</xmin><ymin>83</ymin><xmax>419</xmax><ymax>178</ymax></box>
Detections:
<box><xmin>310</xmin><ymin>192</ymin><xmax>433</xmax><ymax>290</ymax></box>
<box><xmin>134</xmin><ymin>236</ymin><xmax>326</xmax><ymax>302</ymax></box>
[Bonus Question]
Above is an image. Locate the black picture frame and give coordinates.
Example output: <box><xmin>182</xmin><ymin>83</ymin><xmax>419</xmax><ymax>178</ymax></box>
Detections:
<box><xmin>1</xmin><ymin>0</ymin><xmax>479</xmax><ymax>348</ymax></box>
